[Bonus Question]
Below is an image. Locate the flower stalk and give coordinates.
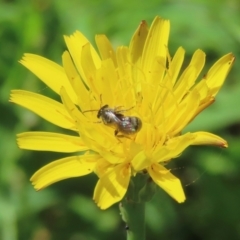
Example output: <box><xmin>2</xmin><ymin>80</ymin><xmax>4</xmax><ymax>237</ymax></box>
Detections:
<box><xmin>120</xmin><ymin>174</ymin><xmax>152</xmax><ymax>240</ymax></box>
<box><xmin>120</xmin><ymin>201</ymin><xmax>145</xmax><ymax>240</ymax></box>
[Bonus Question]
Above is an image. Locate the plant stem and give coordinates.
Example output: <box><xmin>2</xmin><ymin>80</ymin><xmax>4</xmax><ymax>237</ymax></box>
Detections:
<box><xmin>120</xmin><ymin>198</ymin><xmax>145</xmax><ymax>240</ymax></box>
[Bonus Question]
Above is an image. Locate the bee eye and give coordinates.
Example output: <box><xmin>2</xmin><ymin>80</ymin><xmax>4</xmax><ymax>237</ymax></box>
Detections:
<box><xmin>97</xmin><ymin>111</ymin><xmax>101</xmax><ymax>118</ymax></box>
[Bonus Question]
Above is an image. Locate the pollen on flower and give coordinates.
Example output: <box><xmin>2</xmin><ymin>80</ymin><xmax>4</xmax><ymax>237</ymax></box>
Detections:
<box><xmin>11</xmin><ymin>16</ymin><xmax>234</xmax><ymax>209</ymax></box>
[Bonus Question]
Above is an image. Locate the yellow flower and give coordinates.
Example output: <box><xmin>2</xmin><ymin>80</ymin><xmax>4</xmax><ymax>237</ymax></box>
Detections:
<box><xmin>10</xmin><ymin>16</ymin><xmax>234</xmax><ymax>209</ymax></box>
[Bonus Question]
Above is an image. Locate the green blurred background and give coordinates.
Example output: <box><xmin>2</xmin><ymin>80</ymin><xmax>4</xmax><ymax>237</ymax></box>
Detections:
<box><xmin>1</xmin><ymin>0</ymin><xmax>240</xmax><ymax>239</ymax></box>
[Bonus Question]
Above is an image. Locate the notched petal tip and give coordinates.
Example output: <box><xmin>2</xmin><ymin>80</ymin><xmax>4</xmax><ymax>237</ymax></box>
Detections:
<box><xmin>93</xmin><ymin>199</ymin><xmax>106</xmax><ymax>210</ymax></box>
<box><xmin>30</xmin><ymin>179</ymin><xmax>43</xmax><ymax>191</ymax></box>
<box><xmin>32</xmin><ymin>186</ymin><xmax>42</xmax><ymax>191</ymax></box>
<box><xmin>9</xmin><ymin>89</ymin><xmax>18</xmax><ymax>102</ymax></box>
<box><xmin>18</xmin><ymin>53</ymin><xmax>30</xmax><ymax>63</ymax></box>
<box><xmin>228</xmin><ymin>53</ymin><xmax>235</xmax><ymax>63</ymax></box>
<box><xmin>191</xmin><ymin>132</ymin><xmax>228</xmax><ymax>148</ymax></box>
<box><xmin>139</xmin><ymin>20</ymin><xmax>148</xmax><ymax>31</ymax></box>
<box><xmin>16</xmin><ymin>138</ymin><xmax>21</xmax><ymax>149</ymax></box>
<box><xmin>222</xmin><ymin>142</ymin><xmax>228</xmax><ymax>148</ymax></box>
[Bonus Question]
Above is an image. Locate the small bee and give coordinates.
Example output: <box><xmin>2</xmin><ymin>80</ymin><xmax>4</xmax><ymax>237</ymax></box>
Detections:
<box><xmin>83</xmin><ymin>104</ymin><xmax>142</xmax><ymax>136</ymax></box>
<box><xmin>115</xmin><ymin>115</ymin><xmax>142</xmax><ymax>136</ymax></box>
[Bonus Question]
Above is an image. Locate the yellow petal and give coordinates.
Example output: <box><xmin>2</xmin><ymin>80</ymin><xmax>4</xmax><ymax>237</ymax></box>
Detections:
<box><xmin>148</xmin><ymin>163</ymin><xmax>186</xmax><ymax>203</ymax></box>
<box><xmin>80</xmin><ymin>42</ymin><xmax>98</xmax><ymax>85</ymax></box>
<box><xmin>131</xmin><ymin>150</ymin><xmax>148</xmax><ymax>172</ymax></box>
<box><xmin>129</xmin><ymin>19</ymin><xmax>149</xmax><ymax>64</ymax></box>
<box><xmin>167</xmin><ymin>89</ymin><xmax>200</xmax><ymax>135</ymax></box>
<box><xmin>207</xmin><ymin>53</ymin><xmax>235</xmax><ymax>94</ymax></box>
<box><xmin>95</xmin><ymin>58</ymin><xmax>117</xmax><ymax>105</ymax></box>
<box><xmin>93</xmin><ymin>163</ymin><xmax>131</xmax><ymax>209</ymax></box>
<box><xmin>95</xmin><ymin>34</ymin><xmax>117</xmax><ymax>67</ymax></box>
<box><xmin>192</xmin><ymin>96</ymin><xmax>215</xmax><ymax>121</ymax></box>
<box><xmin>141</xmin><ymin>55</ymin><xmax>166</xmax><ymax>108</ymax></box>
<box><xmin>17</xmin><ymin>132</ymin><xmax>89</xmax><ymax>152</ymax></box>
<box><xmin>174</xmin><ymin>49</ymin><xmax>205</xmax><ymax>100</ymax></box>
<box><xmin>142</xmin><ymin>16</ymin><xmax>170</xmax><ymax>75</ymax></box>
<box><xmin>95</xmin><ymin>158</ymin><xmax>114</xmax><ymax>178</ymax></box>
<box><xmin>116</xmin><ymin>46</ymin><xmax>136</xmax><ymax>108</ymax></box>
<box><xmin>19</xmin><ymin>54</ymin><xmax>77</xmax><ymax>104</ymax></box>
<box><xmin>151</xmin><ymin>47</ymin><xmax>185</xmax><ymax>109</ymax></box>
<box><xmin>62</xmin><ymin>51</ymin><xmax>90</xmax><ymax>110</ymax></box>
<box><xmin>10</xmin><ymin>90</ymin><xmax>77</xmax><ymax>130</ymax></box>
<box><xmin>64</xmin><ymin>31</ymin><xmax>101</xmax><ymax>86</ymax></box>
<box><xmin>168</xmin><ymin>47</ymin><xmax>185</xmax><ymax>86</ymax></box>
<box><xmin>196</xmin><ymin>53</ymin><xmax>235</xmax><ymax>97</ymax></box>
<box><xmin>152</xmin><ymin>133</ymin><xmax>196</xmax><ymax>163</ymax></box>
<box><xmin>129</xmin><ymin>19</ymin><xmax>149</xmax><ymax>93</ymax></box>
<box><xmin>190</xmin><ymin>131</ymin><xmax>228</xmax><ymax>148</ymax></box>
<box><xmin>31</xmin><ymin>154</ymin><xmax>98</xmax><ymax>190</ymax></box>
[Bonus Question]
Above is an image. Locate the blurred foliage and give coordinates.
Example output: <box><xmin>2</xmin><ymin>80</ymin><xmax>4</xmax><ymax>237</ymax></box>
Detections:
<box><xmin>1</xmin><ymin>0</ymin><xmax>240</xmax><ymax>239</ymax></box>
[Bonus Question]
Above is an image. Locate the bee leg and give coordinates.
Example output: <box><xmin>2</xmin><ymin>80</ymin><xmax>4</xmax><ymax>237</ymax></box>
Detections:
<box><xmin>114</xmin><ymin>130</ymin><xmax>123</xmax><ymax>138</ymax></box>
<box><xmin>86</xmin><ymin>120</ymin><xmax>101</xmax><ymax>123</ymax></box>
<box><xmin>93</xmin><ymin>121</ymin><xmax>102</xmax><ymax>124</ymax></box>
<box><xmin>114</xmin><ymin>106</ymin><xmax>123</xmax><ymax>111</ymax></box>
<box><xmin>115</xmin><ymin>130</ymin><xmax>131</xmax><ymax>139</ymax></box>
<box><xmin>113</xmin><ymin>130</ymin><xmax>123</xmax><ymax>142</ymax></box>
<box><xmin>115</xmin><ymin>106</ymin><xmax>134</xmax><ymax>114</ymax></box>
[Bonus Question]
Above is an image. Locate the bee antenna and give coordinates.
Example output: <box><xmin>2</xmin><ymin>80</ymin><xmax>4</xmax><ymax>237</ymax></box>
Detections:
<box><xmin>82</xmin><ymin>109</ymin><xmax>99</xmax><ymax>114</ymax></box>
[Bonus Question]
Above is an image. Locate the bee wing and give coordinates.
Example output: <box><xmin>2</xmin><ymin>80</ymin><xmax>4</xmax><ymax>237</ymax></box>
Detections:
<box><xmin>111</xmin><ymin>114</ymin><xmax>122</xmax><ymax>123</ymax></box>
<box><xmin>118</xmin><ymin>117</ymin><xmax>137</xmax><ymax>134</ymax></box>
<box><xmin>115</xmin><ymin>113</ymin><xmax>125</xmax><ymax>120</ymax></box>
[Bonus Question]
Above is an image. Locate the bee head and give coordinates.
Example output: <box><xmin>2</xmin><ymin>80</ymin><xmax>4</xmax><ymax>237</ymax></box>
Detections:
<box><xmin>97</xmin><ymin>105</ymin><xmax>109</xmax><ymax>118</ymax></box>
